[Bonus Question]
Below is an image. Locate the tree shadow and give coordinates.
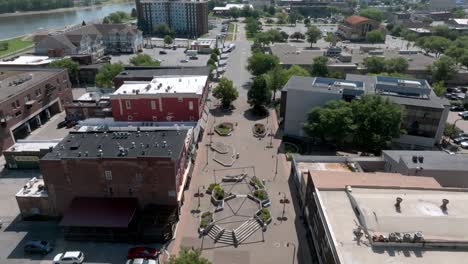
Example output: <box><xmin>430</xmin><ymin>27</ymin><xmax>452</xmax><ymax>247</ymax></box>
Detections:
<box><xmin>241</xmin><ymin>81</ymin><xmax>252</xmax><ymax>90</ymax></box>
<box><xmin>303</xmin><ymin>46</ymin><xmax>321</xmax><ymax>50</ymax></box>
<box><xmin>243</xmin><ymin>108</ymin><xmax>270</xmax><ymax>121</ymax></box>
<box><xmin>209</xmin><ymin>106</ymin><xmax>235</xmax><ymax>117</ymax></box>
<box><xmin>0</xmin><ymin>168</ymin><xmax>41</xmax><ymax>179</ymax></box>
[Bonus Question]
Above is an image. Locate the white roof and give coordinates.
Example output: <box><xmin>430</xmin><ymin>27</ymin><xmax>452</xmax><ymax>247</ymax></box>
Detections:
<box><xmin>453</xmin><ymin>19</ymin><xmax>468</xmax><ymax>25</ymax></box>
<box><xmin>0</xmin><ymin>56</ymin><xmax>56</xmax><ymax>66</ymax></box>
<box><xmin>213</xmin><ymin>4</ymin><xmax>252</xmax><ymax>11</ymax></box>
<box><xmin>6</xmin><ymin>140</ymin><xmax>61</xmax><ymax>152</ymax></box>
<box><xmin>112</xmin><ymin>75</ymin><xmax>208</xmax><ymax>96</ymax></box>
<box><xmin>318</xmin><ymin>186</ymin><xmax>468</xmax><ymax>264</ymax></box>
<box><xmin>76</xmin><ymin>92</ymin><xmax>102</xmax><ymax>102</ymax></box>
<box><xmin>408</xmin><ymin>28</ymin><xmax>431</xmax><ymax>33</ymax></box>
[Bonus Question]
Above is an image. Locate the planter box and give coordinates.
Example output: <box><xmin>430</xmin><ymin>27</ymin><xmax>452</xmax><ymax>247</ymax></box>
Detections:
<box><xmin>252</xmin><ymin>124</ymin><xmax>267</xmax><ymax>138</ymax></box>
<box><xmin>255</xmin><ymin>210</ymin><xmax>272</xmax><ymax>226</ymax></box>
<box><xmin>247</xmin><ymin>193</ymin><xmax>269</xmax><ymax>208</ymax></box>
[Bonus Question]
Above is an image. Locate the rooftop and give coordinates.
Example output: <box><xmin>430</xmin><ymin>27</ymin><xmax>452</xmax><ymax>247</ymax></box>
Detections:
<box><xmin>282</xmin><ymin>76</ymin><xmax>364</xmax><ymax>92</ymax></box>
<box><xmin>345</xmin><ymin>15</ymin><xmax>371</xmax><ymax>25</ymax></box>
<box><xmin>383</xmin><ymin>150</ymin><xmax>468</xmax><ymax>171</ymax></box>
<box><xmin>42</xmin><ymin>130</ymin><xmax>189</xmax><ymax>161</ymax></box>
<box><xmin>16</xmin><ymin>178</ymin><xmax>47</xmax><ymax>198</ymax></box>
<box><xmin>270</xmin><ymin>44</ymin><xmax>324</xmax><ymax>65</ymax></box>
<box><xmin>318</xmin><ymin>185</ymin><xmax>468</xmax><ymax>264</ymax></box>
<box><xmin>452</xmin><ymin>19</ymin><xmax>468</xmax><ymax>26</ymax></box>
<box><xmin>112</xmin><ymin>75</ymin><xmax>208</xmax><ymax>96</ymax></box>
<box><xmin>5</xmin><ymin>140</ymin><xmax>61</xmax><ymax>153</ymax></box>
<box><xmin>0</xmin><ymin>56</ymin><xmax>57</xmax><ymax>66</ymax></box>
<box><xmin>213</xmin><ymin>4</ymin><xmax>253</xmax><ymax>11</ymax></box>
<box><xmin>115</xmin><ymin>66</ymin><xmax>210</xmax><ymax>79</ymax></box>
<box><xmin>0</xmin><ymin>69</ymin><xmax>63</xmax><ymax>103</ymax></box>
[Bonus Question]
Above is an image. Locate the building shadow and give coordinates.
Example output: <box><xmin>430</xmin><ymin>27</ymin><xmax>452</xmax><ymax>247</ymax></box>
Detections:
<box><xmin>0</xmin><ymin>168</ymin><xmax>41</xmax><ymax>179</ymax></box>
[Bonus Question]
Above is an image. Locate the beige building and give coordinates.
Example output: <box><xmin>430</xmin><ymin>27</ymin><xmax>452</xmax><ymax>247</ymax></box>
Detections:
<box><xmin>337</xmin><ymin>15</ymin><xmax>380</xmax><ymax>41</ymax></box>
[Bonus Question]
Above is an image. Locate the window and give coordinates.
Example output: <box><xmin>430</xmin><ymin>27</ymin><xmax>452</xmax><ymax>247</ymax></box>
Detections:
<box><xmin>151</xmin><ymin>100</ymin><xmax>156</xmax><ymax>110</ymax></box>
<box><xmin>188</xmin><ymin>101</ymin><xmax>193</xmax><ymax>110</ymax></box>
<box><xmin>105</xmin><ymin>170</ymin><xmax>112</xmax><ymax>180</ymax></box>
<box><xmin>11</xmin><ymin>102</ymin><xmax>16</xmax><ymax>109</ymax></box>
<box><xmin>108</xmin><ymin>187</ymin><xmax>113</xmax><ymax>195</ymax></box>
<box><xmin>125</xmin><ymin>100</ymin><xmax>132</xmax><ymax>110</ymax></box>
<box><xmin>128</xmin><ymin>115</ymin><xmax>133</xmax><ymax>120</ymax></box>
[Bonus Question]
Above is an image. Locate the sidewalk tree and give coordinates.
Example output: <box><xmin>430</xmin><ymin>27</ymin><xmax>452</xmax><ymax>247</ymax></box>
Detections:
<box><xmin>304</xmin><ymin>18</ymin><xmax>311</xmax><ymax>26</ymax></box>
<box><xmin>290</xmin><ymin>31</ymin><xmax>305</xmax><ymax>41</ymax></box>
<box><xmin>248</xmin><ymin>75</ymin><xmax>272</xmax><ymax>112</ymax></box>
<box><xmin>48</xmin><ymin>58</ymin><xmax>79</xmax><ymax>83</ymax></box>
<box><xmin>163</xmin><ymin>35</ymin><xmax>174</xmax><ymax>47</ymax></box>
<box><xmin>247</xmin><ymin>53</ymin><xmax>279</xmax><ymax>76</ymax></box>
<box><xmin>229</xmin><ymin>7</ymin><xmax>240</xmax><ymax>20</ymax></box>
<box><xmin>210</xmin><ymin>53</ymin><xmax>219</xmax><ymax>62</ymax></box>
<box><xmin>212</xmin><ymin>48</ymin><xmax>221</xmax><ymax>56</ymax></box>
<box><xmin>311</xmin><ymin>56</ymin><xmax>329</xmax><ymax>77</ymax></box>
<box><xmin>129</xmin><ymin>54</ymin><xmax>161</xmax><ymax>66</ymax></box>
<box><xmin>324</xmin><ymin>32</ymin><xmax>337</xmax><ymax>46</ymax></box>
<box><xmin>95</xmin><ymin>63</ymin><xmax>124</xmax><ymax>88</ymax></box>
<box><xmin>276</xmin><ymin>12</ymin><xmax>288</xmax><ymax>24</ymax></box>
<box><xmin>366</xmin><ymin>30</ymin><xmax>385</xmax><ymax>44</ymax></box>
<box><xmin>265</xmin><ymin>66</ymin><xmax>287</xmax><ymax>101</ymax></box>
<box><xmin>168</xmin><ymin>248</ymin><xmax>211</xmax><ymax>264</ymax></box>
<box><xmin>212</xmin><ymin>78</ymin><xmax>239</xmax><ymax>108</ymax></box>
<box><xmin>430</xmin><ymin>55</ymin><xmax>457</xmax><ymax>82</ymax></box>
<box><xmin>306</xmin><ymin>25</ymin><xmax>322</xmax><ymax>48</ymax></box>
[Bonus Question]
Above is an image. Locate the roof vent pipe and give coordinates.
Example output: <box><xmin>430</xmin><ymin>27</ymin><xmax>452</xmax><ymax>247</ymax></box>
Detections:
<box><xmin>395</xmin><ymin>197</ymin><xmax>403</xmax><ymax>212</ymax></box>
<box><xmin>412</xmin><ymin>156</ymin><xmax>418</xmax><ymax>163</ymax></box>
<box><xmin>418</xmin><ymin>155</ymin><xmax>424</xmax><ymax>163</ymax></box>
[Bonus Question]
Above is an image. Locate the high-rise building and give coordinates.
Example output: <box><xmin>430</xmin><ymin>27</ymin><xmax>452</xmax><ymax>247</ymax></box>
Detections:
<box><xmin>136</xmin><ymin>0</ymin><xmax>208</xmax><ymax>37</ymax></box>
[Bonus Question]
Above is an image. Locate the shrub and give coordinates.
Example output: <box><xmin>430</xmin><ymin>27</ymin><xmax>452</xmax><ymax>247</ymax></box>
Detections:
<box><xmin>258</xmin><ymin>208</ymin><xmax>271</xmax><ymax>223</ymax></box>
<box><xmin>207</xmin><ymin>183</ymin><xmax>220</xmax><ymax>193</ymax></box>
<box><xmin>253</xmin><ymin>190</ymin><xmax>268</xmax><ymax>201</ymax></box>
<box><xmin>250</xmin><ymin>176</ymin><xmax>264</xmax><ymax>189</ymax></box>
<box><xmin>213</xmin><ymin>185</ymin><xmax>225</xmax><ymax>200</ymax></box>
<box><xmin>200</xmin><ymin>211</ymin><xmax>213</xmax><ymax>228</ymax></box>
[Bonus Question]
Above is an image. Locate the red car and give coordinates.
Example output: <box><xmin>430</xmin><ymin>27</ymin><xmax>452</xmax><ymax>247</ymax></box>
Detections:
<box><xmin>127</xmin><ymin>247</ymin><xmax>159</xmax><ymax>259</ymax></box>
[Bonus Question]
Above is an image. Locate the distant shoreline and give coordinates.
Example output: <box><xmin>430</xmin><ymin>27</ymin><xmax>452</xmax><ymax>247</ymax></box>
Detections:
<box><xmin>0</xmin><ymin>1</ymin><xmax>133</xmax><ymax>18</ymax></box>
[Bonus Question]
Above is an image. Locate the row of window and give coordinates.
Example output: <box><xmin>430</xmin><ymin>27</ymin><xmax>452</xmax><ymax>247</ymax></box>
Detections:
<box><xmin>124</xmin><ymin>99</ymin><xmax>194</xmax><ymax>110</ymax></box>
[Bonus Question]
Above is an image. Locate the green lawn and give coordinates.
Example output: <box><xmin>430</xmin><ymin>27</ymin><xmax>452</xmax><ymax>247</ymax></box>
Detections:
<box><xmin>0</xmin><ymin>37</ymin><xmax>33</xmax><ymax>57</ymax></box>
<box><xmin>225</xmin><ymin>23</ymin><xmax>236</xmax><ymax>41</ymax></box>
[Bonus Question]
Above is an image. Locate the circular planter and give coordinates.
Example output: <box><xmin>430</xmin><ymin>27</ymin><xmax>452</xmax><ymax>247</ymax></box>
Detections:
<box><xmin>214</xmin><ymin>122</ymin><xmax>234</xmax><ymax>136</ymax></box>
<box><xmin>252</xmin><ymin>123</ymin><xmax>267</xmax><ymax>138</ymax></box>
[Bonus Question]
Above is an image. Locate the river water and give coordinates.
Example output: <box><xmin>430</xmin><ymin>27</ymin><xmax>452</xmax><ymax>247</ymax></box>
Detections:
<box><xmin>0</xmin><ymin>2</ymin><xmax>135</xmax><ymax>40</ymax></box>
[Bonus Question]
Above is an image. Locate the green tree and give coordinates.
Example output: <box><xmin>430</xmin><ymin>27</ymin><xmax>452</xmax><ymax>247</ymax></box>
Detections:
<box><xmin>210</xmin><ymin>53</ymin><xmax>219</xmax><ymax>62</ymax></box>
<box><xmin>430</xmin><ymin>55</ymin><xmax>457</xmax><ymax>82</ymax></box>
<box><xmin>276</xmin><ymin>12</ymin><xmax>288</xmax><ymax>24</ymax></box>
<box><xmin>451</xmin><ymin>7</ymin><xmax>466</xmax><ymax>18</ymax></box>
<box><xmin>229</xmin><ymin>7</ymin><xmax>240</xmax><ymax>20</ymax></box>
<box><xmin>432</xmin><ymin>25</ymin><xmax>458</xmax><ymax>40</ymax></box>
<box><xmin>212</xmin><ymin>78</ymin><xmax>239</xmax><ymax>108</ymax></box>
<box><xmin>48</xmin><ymin>58</ymin><xmax>79</xmax><ymax>83</ymax></box>
<box><xmin>95</xmin><ymin>63</ymin><xmax>124</xmax><ymax>88</ymax></box>
<box><xmin>460</xmin><ymin>53</ymin><xmax>468</xmax><ymax>69</ymax></box>
<box><xmin>366</xmin><ymin>30</ymin><xmax>385</xmax><ymax>44</ymax></box>
<box><xmin>265</xmin><ymin>66</ymin><xmax>286</xmax><ymax>101</ymax></box>
<box><xmin>247</xmin><ymin>53</ymin><xmax>279</xmax><ymax>76</ymax></box>
<box><xmin>103</xmin><ymin>17</ymin><xmax>110</xmax><ymax>24</ymax></box>
<box><xmin>290</xmin><ymin>32</ymin><xmax>305</xmax><ymax>41</ymax></box>
<box><xmin>247</xmin><ymin>75</ymin><xmax>272</xmax><ymax>112</ymax></box>
<box><xmin>303</xmin><ymin>18</ymin><xmax>311</xmax><ymax>26</ymax></box>
<box><xmin>267</xmin><ymin>5</ymin><xmax>276</xmax><ymax>16</ymax></box>
<box><xmin>359</xmin><ymin>8</ymin><xmax>384</xmax><ymax>22</ymax></box>
<box><xmin>303</xmin><ymin>100</ymin><xmax>354</xmax><ymax>144</ymax></box>
<box><xmin>363</xmin><ymin>57</ymin><xmax>385</xmax><ymax>73</ymax></box>
<box><xmin>168</xmin><ymin>248</ymin><xmax>211</xmax><ymax>264</ymax></box>
<box><xmin>284</xmin><ymin>65</ymin><xmax>310</xmax><ymax>80</ymax></box>
<box><xmin>154</xmin><ymin>23</ymin><xmax>174</xmax><ymax>37</ymax></box>
<box><xmin>131</xmin><ymin>8</ymin><xmax>137</xmax><ymax>18</ymax></box>
<box><xmin>212</xmin><ymin>48</ymin><xmax>221</xmax><ymax>56</ymax></box>
<box><xmin>164</xmin><ymin>35</ymin><xmax>174</xmax><ymax>47</ymax></box>
<box><xmin>311</xmin><ymin>56</ymin><xmax>329</xmax><ymax>77</ymax></box>
<box><xmin>129</xmin><ymin>54</ymin><xmax>161</xmax><ymax>66</ymax></box>
<box><xmin>385</xmin><ymin>57</ymin><xmax>409</xmax><ymax>73</ymax></box>
<box><xmin>306</xmin><ymin>26</ymin><xmax>322</xmax><ymax>48</ymax></box>
<box><xmin>432</xmin><ymin>81</ymin><xmax>446</xmax><ymax>97</ymax></box>
<box><xmin>324</xmin><ymin>32</ymin><xmax>337</xmax><ymax>46</ymax></box>
<box><xmin>416</xmin><ymin>36</ymin><xmax>451</xmax><ymax>57</ymax></box>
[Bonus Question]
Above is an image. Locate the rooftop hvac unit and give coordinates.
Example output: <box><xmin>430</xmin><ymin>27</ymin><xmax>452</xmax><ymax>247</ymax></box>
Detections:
<box><xmin>334</xmin><ymin>81</ymin><xmax>357</xmax><ymax>89</ymax></box>
<box><xmin>397</xmin><ymin>79</ymin><xmax>422</xmax><ymax>88</ymax></box>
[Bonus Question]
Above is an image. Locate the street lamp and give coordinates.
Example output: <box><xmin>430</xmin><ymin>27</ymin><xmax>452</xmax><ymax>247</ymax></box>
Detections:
<box><xmin>286</xmin><ymin>242</ymin><xmax>296</xmax><ymax>264</ymax></box>
<box><xmin>194</xmin><ymin>185</ymin><xmax>205</xmax><ymax>210</ymax></box>
<box><xmin>278</xmin><ymin>192</ymin><xmax>289</xmax><ymax>222</ymax></box>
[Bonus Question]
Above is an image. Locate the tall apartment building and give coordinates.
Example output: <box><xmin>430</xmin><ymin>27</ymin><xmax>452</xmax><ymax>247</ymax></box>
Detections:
<box><xmin>136</xmin><ymin>0</ymin><xmax>208</xmax><ymax>37</ymax></box>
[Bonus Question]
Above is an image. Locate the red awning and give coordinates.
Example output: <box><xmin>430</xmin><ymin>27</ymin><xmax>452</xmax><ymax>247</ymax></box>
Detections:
<box><xmin>60</xmin><ymin>197</ymin><xmax>138</xmax><ymax>228</ymax></box>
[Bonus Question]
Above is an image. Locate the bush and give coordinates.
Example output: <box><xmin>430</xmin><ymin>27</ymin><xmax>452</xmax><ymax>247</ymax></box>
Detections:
<box><xmin>207</xmin><ymin>183</ymin><xmax>220</xmax><ymax>193</ymax></box>
<box><xmin>250</xmin><ymin>176</ymin><xmax>264</xmax><ymax>189</ymax></box>
<box><xmin>253</xmin><ymin>190</ymin><xmax>268</xmax><ymax>201</ymax></box>
<box><xmin>215</xmin><ymin>122</ymin><xmax>233</xmax><ymax>136</ymax></box>
<box><xmin>258</xmin><ymin>208</ymin><xmax>271</xmax><ymax>223</ymax></box>
<box><xmin>213</xmin><ymin>185</ymin><xmax>225</xmax><ymax>200</ymax></box>
<box><xmin>200</xmin><ymin>212</ymin><xmax>213</xmax><ymax>228</ymax></box>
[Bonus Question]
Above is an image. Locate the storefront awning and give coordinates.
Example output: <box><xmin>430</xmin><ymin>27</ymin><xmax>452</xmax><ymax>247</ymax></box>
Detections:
<box><xmin>60</xmin><ymin>197</ymin><xmax>138</xmax><ymax>228</ymax></box>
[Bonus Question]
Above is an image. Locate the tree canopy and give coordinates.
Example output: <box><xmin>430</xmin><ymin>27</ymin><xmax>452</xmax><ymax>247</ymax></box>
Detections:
<box><xmin>164</xmin><ymin>35</ymin><xmax>174</xmax><ymax>46</ymax></box>
<box><xmin>416</xmin><ymin>36</ymin><xmax>451</xmax><ymax>57</ymax></box>
<box><xmin>212</xmin><ymin>78</ymin><xmax>239</xmax><ymax>108</ymax></box>
<box><xmin>311</xmin><ymin>56</ymin><xmax>329</xmax><ymax>77</ymax></box>
<box><xmin>430</xmin><ymin>55</ymin><xmax>457</xmax><ymax>82</ymax></box>
<box><xmin>247</xmin><ymin>53</ymin><xmax>279</xmax><ymax>76</ymax></box>
<box><xmin>129</xmin><ymin>54</ymin><xmax>161</xmax><ymax>66</ymax></box>
<box><xmin>247</xmin><ymin>75</ymin><xmax>272</xmax><ymax>112</ymax></box>
<box><xmin>48</xmin><ymin>58</ymin><xmax>79</xmax><ymax>83</ymax></box>
<box><xmin>95</xmin><ymin>63</ymin><xmax>124</xmax><ymax>88</ymax></box>
<box><xmin>366</xmin><ymin>30</ymin><xmax>385</xmax><ymax>44</ymax></box>
<box><xmin>304</xmin><ymin>95</ymin><xmax>403</xmax><ymax>153</ymax></box>
<box><xmin>103</xmin><ymin>11</ymin><xmax>130</xmax><ymax>24</ymax></box>
<box><xmin>154</xmin><ymin>23</ymin><xmax>174</xmax><ymax>37</ymax></box>
<box><xmin>363</xmin><ymin>56</ymin><xmax>408</xmax><ymax>74</ymax></box>
<box><xmin>290</xmin><ymin>32</ymin><xmax>305</xmax><ymax>41</ymax></box>
<box><xmin>359</xmin><ymin>8</ymin><xmax>384</xmax><ymax>22</ymax></box>
<box><xmin>305</xmin><ymin>26</ymin><xmax>322</xmax><ymax>48</ymax></box>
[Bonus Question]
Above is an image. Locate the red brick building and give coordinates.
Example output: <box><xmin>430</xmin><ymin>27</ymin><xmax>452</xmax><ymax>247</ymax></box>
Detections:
<box><xmin>110</xmin><ymin>75</ymin><xmax>209</xmax><ymax>122</ymax></box>
<box><xmin>0</xmin><ymin>68</ymin><xmax>73</xmax><ymax>151</ymax></box>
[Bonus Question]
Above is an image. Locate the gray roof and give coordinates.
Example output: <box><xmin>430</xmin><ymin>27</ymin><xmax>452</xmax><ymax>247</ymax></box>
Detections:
<box><xmin>270</xmin><ymin>44</ymin><xmax>325</xmax><ymax>65</ymax></box>
<box><xmin>36</xmin><ymin>34</ymin><xmax>76</xmax><ymax>50</ymax></box>
<box><xmin>42</xmin><ymin>130</ymin><xmax>187</xmax><ymax>161</ymax></box>
<box><xmin>116</xmin><ymin>66</ymin><xmax>211</xmax><ymax>79</ymax></box>
<box><xmin>383</xmin><ymin>150</ymin><xmax>468</xmax><ymax>171</ymax></box>
<box><xmin>281</xmin><ymin>76</ymin><xmax>315</xmax><ymax>92</ymax></box>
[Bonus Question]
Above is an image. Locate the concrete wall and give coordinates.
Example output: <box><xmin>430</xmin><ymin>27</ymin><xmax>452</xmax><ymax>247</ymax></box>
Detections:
<box><xmin>283</xmin><ymin>89</ymin><xmax>342</xmax><ymax>137</ymax></box>
<box><xmin>16</xmin><ymin>196</ymin><xmax>52</xmax><ymax>218</ymax></box>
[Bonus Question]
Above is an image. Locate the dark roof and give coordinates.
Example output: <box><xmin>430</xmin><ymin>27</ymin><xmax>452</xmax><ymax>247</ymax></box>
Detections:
<box><xmin>281</xmin><ymin>76</ymin><xmax>316</xmax><ymax>92</ymax></box>
<box><xmin>36</xmin><ymin>34</ymin><xmax>76</xmax><ymax>50</ymax></box>
<box><xmin>60</xmin><ymin>197</ymin><xmax>137</xmax><ymax>228</ymax></box>
<box><xmin>116</xmin><ymin>66</ymin><xmax>211</xmax><ymax>79</ymax></box>
<box><xmin>383</xmin><ymin>150</ymin><xmax>468</xmax><ymax>171</ymax></box>
<box><xmin>42</xmin><ymin>130</ymin><xmax>188</xmax><ymax>161</ymax></box>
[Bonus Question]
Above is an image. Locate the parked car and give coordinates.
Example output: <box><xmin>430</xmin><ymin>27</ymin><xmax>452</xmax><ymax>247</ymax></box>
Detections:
<box><xmin>180</xmin><ymin>59</ymin><xmax>188</xmax><ymax>63</ymax></box>
<box><xmin>159</xmin><ymin>50</ymin><xmax>167</xmax><ymax>55</ymax></box>
<box><xmin>24</xmin><ymin>240</ymin><xmax>53</xmax><ymax>254</ymax></box>
<box><xmin>53</xmin><ymin>251</ymin><xmax>84</xmax><ymax>264</ymax></box>
<box><xmin>126</xmin><ymin>258</ymin><xmax>157</xmax><ymax>264</ymax></box>
<box><xmin>189</xmin><ymin>56</ymin><xmax>198</xmax><ymax>60</ymax></box>
<box><xmin>66</xmin><ymin>120</ymin><xmax>77</xmax><ymax>128</ymax></box>
<box><xmin>127</xmin><ymin>247</ymin><xmax>159</xmax><ymax>259</ymax></box>
<box><xmin>451</xmin><ymin>132</ymin><xmax>468</xmax><ymax>140</ymax></box>
<box><xmin>450</xmin><ymin>105</ymin><xmax>465</xmax><ymax>111</ymax></box>
<box><xmin>57</xmin><ymin>120</ymin><xmax>68</xmax><ymax>129</ymax></box>
<box><xmin>461</xmin><ymin>141</ymin><xmax>468</xmax><ymax>149</ymax></box>
<box><xmin>454</xmin><ymin>136</ymin><xmax>468</xmax><ymax>144</ymax></box>
<box><xmin>458</xmin><ymin>111</ymin><xmax>468</xmax><ymax>117</ymax></box>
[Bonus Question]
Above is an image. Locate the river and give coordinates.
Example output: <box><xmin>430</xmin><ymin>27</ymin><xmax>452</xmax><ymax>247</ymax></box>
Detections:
<box><xmin>0</xmin><ymin>2</ymin><xmax>135</xmax><ymax>40</ymax></box>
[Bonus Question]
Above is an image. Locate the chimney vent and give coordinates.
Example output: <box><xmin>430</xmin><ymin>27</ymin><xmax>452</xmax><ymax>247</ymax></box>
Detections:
<box><xmin>395</xmin><ymin>197</ymin><xmax>403</xmax><ymax>212</ymax></box>
<box><xmin>441</xmin><ymin>198</ymin><xmax>449</xmax><ymax>211</ymax></box>
<box><xmin>418</xmin><ymin>155</ymin><xmax>424</xmax><ymax>163</ymax></box>
<box><xmin>412</xmin><ymin>155</ymin><xmax>418</xmax><ymax>163</ymax></box>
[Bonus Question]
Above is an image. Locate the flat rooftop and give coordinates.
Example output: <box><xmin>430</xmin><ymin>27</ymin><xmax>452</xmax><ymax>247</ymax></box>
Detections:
<box><xmin>113</xmin><ymin>75</ymin><xmax>207</xmax><ymax>96</ymax></box>
<box><xmin>42</xmin><ymin>130</ymin><xmax>189</xmax><ymax>161</ymax></box>
<box><xmin>0</xmin><ymin>69</ymin><xmax>61</xmax><ymax>103</ymax></box>
<box><xmin>350</xmin><ymin>49</ymin><xmax>436</xmax><ymax>70</ymax></box>
<box><xmin>271</xmin><ymin>44</ymin><xmax>324</xmax><ymax>65</ymax></box>
<box><xmin>5</xmin><ymin>140</ymin><xmax>61</xmax><ymax>153</ymax></box>
<box><xmin>115</xmin><ymin>66</ymin><xmax>211</xmax><ymax>79</ymax></box>
<box><xmin>319</xmin><ymin>185</ymin><xmax>468</xmax><ymax>263</ymax></box>
<box><xmin>383</xmin><ymin>150</ymin><xmax>468</xmax><ymax>171</ymax></box>
<box><xmin>0</xmin><ymin>56</ymin><xmax>57</xmax><ymax>66</ymax></box>
<box><xmin>16</xmin><ymin>178</ymin><xmax>47</xmax><ymax>198</ymax></box>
